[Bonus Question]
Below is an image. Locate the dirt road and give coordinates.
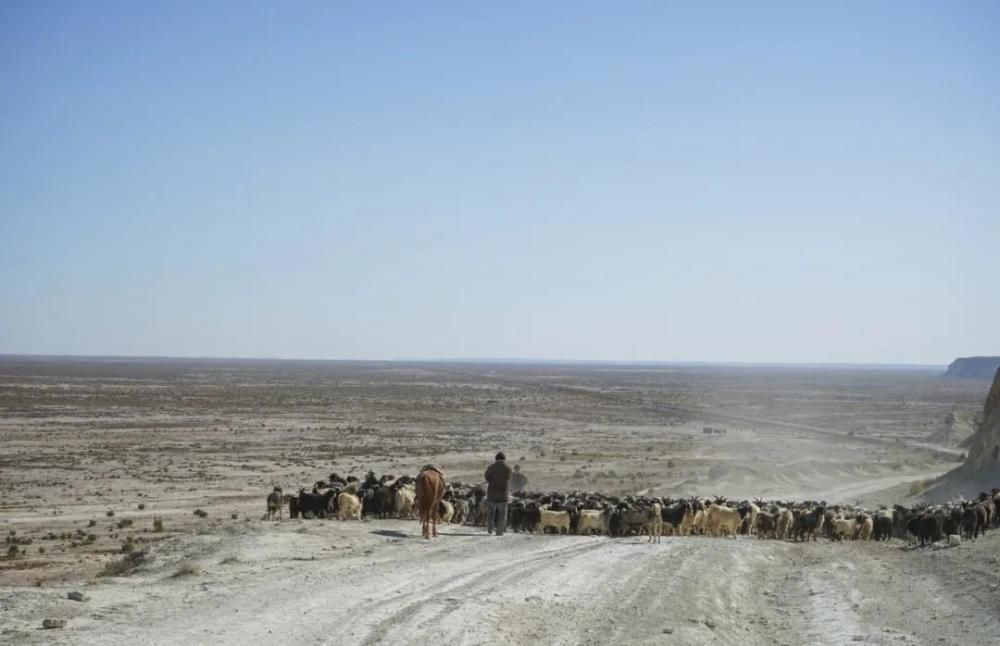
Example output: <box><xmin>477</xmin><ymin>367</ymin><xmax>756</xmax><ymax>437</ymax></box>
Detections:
<box><xmin>4</xmin><ymin>519</ymin><xmax>995</xmax><ymax>646</ymax></box>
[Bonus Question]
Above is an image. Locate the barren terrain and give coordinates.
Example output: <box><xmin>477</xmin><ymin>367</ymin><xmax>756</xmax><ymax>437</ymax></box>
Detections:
<box><xmin>1</xmin><ymin>357</ymin><xmax>996</xmax><ymax>644</ymax></box>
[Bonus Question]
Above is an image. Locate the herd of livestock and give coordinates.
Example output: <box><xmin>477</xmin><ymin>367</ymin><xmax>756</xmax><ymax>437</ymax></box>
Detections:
<box><xmin>265</xmin><ymin>471</ymin><xmax>1000</xmax><ymax>546</ymax></box>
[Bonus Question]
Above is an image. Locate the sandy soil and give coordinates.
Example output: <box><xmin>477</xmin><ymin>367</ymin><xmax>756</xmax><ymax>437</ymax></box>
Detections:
<box><xmin>1</xmin><ymin>357</ymin><xmax>995</xmax><ymax>644</ymax></box>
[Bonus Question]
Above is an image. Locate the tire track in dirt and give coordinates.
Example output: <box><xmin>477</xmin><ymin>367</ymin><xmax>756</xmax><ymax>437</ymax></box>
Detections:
<box><xmin>360</xmin><ymin>537</ymin><xmax>611</xmax><ymax>645</ymax></box>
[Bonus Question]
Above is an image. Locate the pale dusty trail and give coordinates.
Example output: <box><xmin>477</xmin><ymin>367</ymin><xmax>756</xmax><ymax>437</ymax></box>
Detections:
<box><xmin>3</xmin><ymin>519</ymin><xmax>991</xmax><ymax>646</ymax></box>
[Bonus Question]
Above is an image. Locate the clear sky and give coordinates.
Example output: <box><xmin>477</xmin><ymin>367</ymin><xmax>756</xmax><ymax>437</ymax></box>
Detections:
<box><xmin>2</xmin><ymin>1</ymin><xmax>998</xmax><ymax>364</ymax></box>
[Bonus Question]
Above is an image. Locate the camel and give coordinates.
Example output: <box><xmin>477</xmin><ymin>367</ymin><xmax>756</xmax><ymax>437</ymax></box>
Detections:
<box><xmin>415</xmin><ymin>466</ymin><xmax>445</xmax><ymax>539</ymax></box>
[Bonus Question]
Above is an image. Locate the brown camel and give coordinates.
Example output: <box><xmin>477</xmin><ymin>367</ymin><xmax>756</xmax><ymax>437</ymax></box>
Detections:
<box><xmin>415</xmin><ymin>467</ymin><xmax>445</xmax><ymax>539</ymax></box>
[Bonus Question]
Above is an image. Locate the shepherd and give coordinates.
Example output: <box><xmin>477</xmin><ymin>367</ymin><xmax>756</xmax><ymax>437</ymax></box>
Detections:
<box><xmin>415</xmin><ymin>464</ymin><xmax>446</xmax><ymax>539</ymax></box>
<box><xmin>483</xmin><ymin>452</ymin><xmax>512</xmax><ymax>536</ymax></box>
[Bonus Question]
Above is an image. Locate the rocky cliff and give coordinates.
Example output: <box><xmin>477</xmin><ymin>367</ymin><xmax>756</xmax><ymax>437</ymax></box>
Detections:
<box><xmin>944</xmin><ymin>357</ymin><xmax>1000</xmax><ymax>380</ymax></box>
<box><xmin>962</xmin><ymin>367</ymin><xmax>1000</xmax><ymax>471</ymax></box>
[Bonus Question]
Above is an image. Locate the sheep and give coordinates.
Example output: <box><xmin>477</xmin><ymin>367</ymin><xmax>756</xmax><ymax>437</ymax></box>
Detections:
<box><xmin>675</xmin><ymin>500</ymin><xmax>703</xmax><ymax>536</ymax></box>
<box><xmin>975</xmin><ymin>503</ymin><xmax>989</xmax><ymax>537</ymax></box>
<box><xmin>470</xmin><ymin>497</ymin><xmax>489</xmax><ymax>526</ymax></box>
<box><xmin>855</xmin><ymin>515</ymin><xmax>873</xmax><ymax>540</ymax></box>
<box><xmin>873</xmin><ymin>509</ymin><xmax>893</xmax><ymax>541</ymax></box>
<box><xmin>437</xmin><ymin>500</ymin><xmax>454</xmax><ymax>524</ymax></box>
<box><xmin>540</xmin><ymin>509</ymin><xmax>571</xmax><ymax>534</ymax></box>
<box><xmin>451</xmin><ymin>498</ymin><xmax>468</xmax><ymax>525</ymax></box>
<box><xmin>337</xmin><ymin>492</ymin><xmax>362</xmax><ymax>521</ymax></box>
<box><xmin>907</xmin><ymin>511</ymin><xmax>940</xmax><ymax>546</ymax></box>
<box><xmin>911</xmin><ymin>509</ymin><xmax>946</xmax><ymax>546</ymax></box>
<box><xmin>740</xmin><ymin>501</ymin><xmax>761</xmax><ymax>535</ymax></box>
<box><xmin>705</xmin><ymin>504</ymin><xmax>742</xmax><ymax>538</ymax></box>
<box><xmin>830</xmin><ymin>517</ymin><xmax>857</xmax><ymax>541</ymax></box>
<box><xmin>961</xmin><ymin>503</ymin><xmax>987</xmax><ymax>540</ymax></box>
<box><xmin>793</xmin><ymin>506</ymin><xmax>826</xmax><ymax>542</ymax></box>
<box><xmin>680</xmin><ymin>499</ymin><xmax>707</xmax><ymax>536</ymax></box>
<box><xmin>373</xmin><ymin>485</ymin><xmax>396</xmax><ymax>518</ymax></box>
<box><xmin>522</xmin><ymin>501</ymin><xmax>541</xmax><ymax>533</ymax></box>
<box><xmin>297</xmin><ymin>489</ymin><xmax>337</xmax><ymax>519</ymax></box>
<box><xmin>661</xmin><ymin>501</ymin><xmax>690</xmax><ymax>536</ymax></box>
<box><xmin>621</xmin><ymin>508</ymin><xmax>648</xmax><ymax>536</ymax></box>
<box><xmin>752</xmin><ymin>511</ymin><xmax>774</xmax><ymax>538</ymax></box>
<box><xmin>577</xmin><ymin>509</ymin><xmax>605</xmax><ymax>535</ymax></box>
<box><xmin>394</xmin><ymin>485</ymin><xmax>416</xmax><ymax>518</ymax></box>
<box><xmin>776</xmin><ymin>508</ymin><xmax>794</xmax><ymax>540</ymax></box>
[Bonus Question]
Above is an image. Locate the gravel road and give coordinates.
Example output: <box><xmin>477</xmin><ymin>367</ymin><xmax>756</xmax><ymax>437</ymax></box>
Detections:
<box><xmin>4</xmin><ymin>519</ymin><xmax>997</xmax><ymax>646</ymax></box>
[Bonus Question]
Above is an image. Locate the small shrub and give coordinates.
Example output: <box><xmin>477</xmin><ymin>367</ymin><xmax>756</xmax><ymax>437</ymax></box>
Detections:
<box><xmin>230</xmin><ymin>512</ymin><xmax>239</xmax><ymax>520</ymax></box>
<box><xmin>193</xmin><ymin>509</ymin><xmax>208</xmax><ymax>519</ymax></box>
<box><xmin>138</xmin><ymin>503</ymin><xmax>146</xmax><ymax>510</ymax></box>
<box><xmin>88</xmin><ymin>519</ymin><xmax>97</xmax><ymax>527</ymax></box>
<box><xmin>98</xmin><ymin>550</ymin><xmax>147</xmax><ymax>577</ymax></box>
<box><xmin>106</xmin><ymin>510</ymin><xmax>115</xmax><ymax>517</ymax></box>
<box><xmin>152</xmin><ymin>517</ymin><xmax>164</xmax><ymax>533</ymax></box>
<box><xmin>38</xmin><ymin>546</ymin><xmax>45</xmax><ymax>554</ymax></box>
<box><xmin>116</xmin><ymin>519</ymin><xmax>133</xmax><ymax>529</ymax></box>
<box><xmin>171</xmin><ymin>560</ymin><xmax>200</xmax><ymax>578</ymax></box>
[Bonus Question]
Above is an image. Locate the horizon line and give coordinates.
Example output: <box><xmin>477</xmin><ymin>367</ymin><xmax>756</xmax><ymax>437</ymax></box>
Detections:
<box><xmin>0</xmin><ymin>352</ymin><xmax>955</xmax><ymax>370</ymax></box>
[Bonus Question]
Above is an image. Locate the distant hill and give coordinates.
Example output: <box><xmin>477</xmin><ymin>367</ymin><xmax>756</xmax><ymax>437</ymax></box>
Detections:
<box><xmin>943</xmin><ymin>357</ymin><xmax>1000</xmax><ymax>379</ymax></box>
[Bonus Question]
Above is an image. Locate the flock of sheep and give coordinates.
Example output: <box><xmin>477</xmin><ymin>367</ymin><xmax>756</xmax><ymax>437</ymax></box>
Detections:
<box><xmin>266</xmin><ymin>471</ymin><xmax>1000</xmax><ymax>546</ymax></box>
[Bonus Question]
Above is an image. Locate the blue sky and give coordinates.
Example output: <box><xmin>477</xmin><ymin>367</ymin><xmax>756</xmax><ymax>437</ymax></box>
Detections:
<box><xmin>2</xmin><ymin>1</ymin><xmax>998</xmax><ymax>364</ymax></box>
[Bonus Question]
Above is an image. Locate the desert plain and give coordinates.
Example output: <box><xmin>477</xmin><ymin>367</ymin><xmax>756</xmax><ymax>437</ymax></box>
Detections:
<box><xmin>1</xmin><ymin>356</ymin><xmax>998</xmax><ymax>645</ymax></box>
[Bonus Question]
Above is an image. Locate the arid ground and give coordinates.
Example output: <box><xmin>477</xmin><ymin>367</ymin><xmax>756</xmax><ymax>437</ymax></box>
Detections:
<box><xmin>1</xmin><ymin>357</ymin><xmax>997</xmax><ymax>645</ymax></box>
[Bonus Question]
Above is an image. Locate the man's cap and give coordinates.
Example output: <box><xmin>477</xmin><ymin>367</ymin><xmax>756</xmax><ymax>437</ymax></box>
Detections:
<box><xmin>495</xmin><ymin>451</ymin><xmax>506</xmax><ymax>461</ymax></box>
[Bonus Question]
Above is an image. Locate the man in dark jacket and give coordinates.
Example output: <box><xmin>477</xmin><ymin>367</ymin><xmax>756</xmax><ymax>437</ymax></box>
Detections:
<box><xmin>483</xmin><ymin>451</ymin><xmax>512</xmax><ymax>536</ymax></box>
